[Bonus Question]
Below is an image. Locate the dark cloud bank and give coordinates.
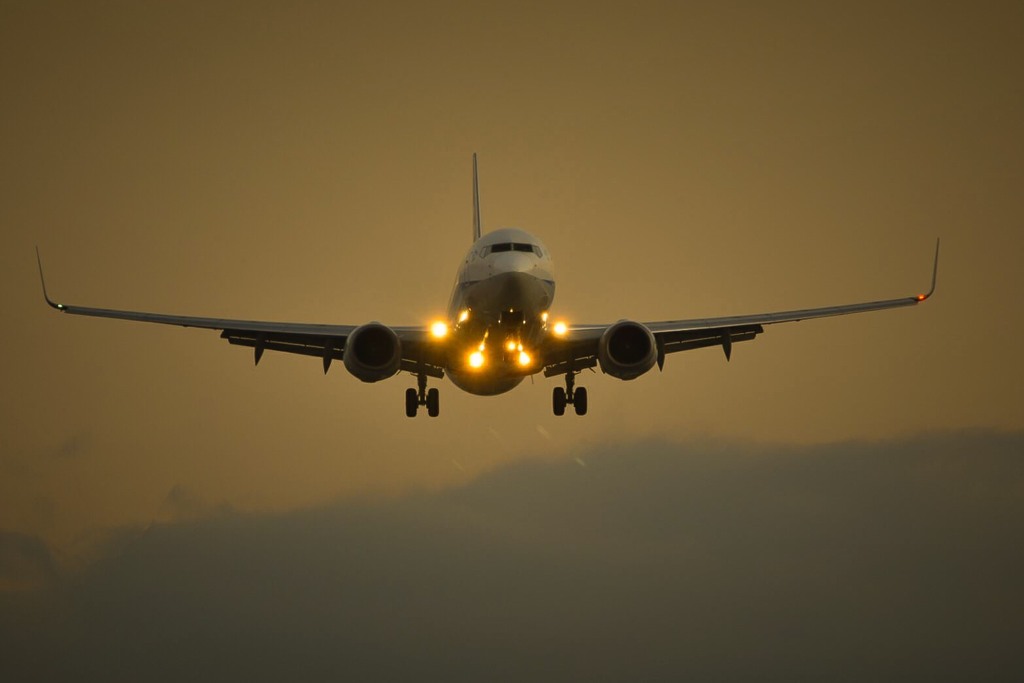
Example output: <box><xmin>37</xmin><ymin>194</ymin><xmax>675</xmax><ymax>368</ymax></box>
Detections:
<box><xmin>2</xmin><ymin>431</ymin><xmax>1023</xmax><ymax>681</ymax></box>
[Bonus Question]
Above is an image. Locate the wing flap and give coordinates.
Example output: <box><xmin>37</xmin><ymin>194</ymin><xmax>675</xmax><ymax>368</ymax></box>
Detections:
<box><xmin>660</xmin><ymin>324</ymin><xmax>763</xmax><ymax>353</ymax></box>
<box><xmin>222</xmin><ymin>328</ymin><xmax>444</xmax><ymax>377</ymax></box>
<box><xmin>221</xmin><ymin>329</ymin><xmax>342</xmax><ymax>360</ymax></box>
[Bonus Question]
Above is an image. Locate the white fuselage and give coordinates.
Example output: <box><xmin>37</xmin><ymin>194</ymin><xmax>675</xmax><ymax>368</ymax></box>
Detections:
<box><xmin>444</xmin><ymin>227</ymin><xmax>556</xmax><ymax>395</ymax></box>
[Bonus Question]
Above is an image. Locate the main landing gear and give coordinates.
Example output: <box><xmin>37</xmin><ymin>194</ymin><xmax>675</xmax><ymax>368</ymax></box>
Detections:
<box><xmin>552</xmin><ymin>371</ymin><xmax>587</xmax><ymax>416</ymax></box>
<box><xmin>406</xmin><ymin>373</ymin><xmax>439</xmax><ymax>418</ymax></box>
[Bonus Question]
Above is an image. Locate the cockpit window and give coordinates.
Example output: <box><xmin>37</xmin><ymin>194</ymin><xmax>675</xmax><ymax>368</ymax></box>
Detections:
<box><xmin>486</xmin><ymin>243</ymin><xmax>541</xmax><ymax>256</ymax></box>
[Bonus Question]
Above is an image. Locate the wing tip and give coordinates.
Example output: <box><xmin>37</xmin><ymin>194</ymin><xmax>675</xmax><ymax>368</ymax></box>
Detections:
<box><xmin>916</xmin><ymin>238</ymin><xmax>940</xmax><ymax>302</ymax></box>
<box><xmin>35</xmin><ymin>247</ymin><xmax>65</xmax><ymax>310</ymax></box>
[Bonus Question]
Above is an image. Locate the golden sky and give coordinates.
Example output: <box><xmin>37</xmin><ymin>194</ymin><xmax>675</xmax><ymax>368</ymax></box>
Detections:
<box><xmin>2</xmin><ymin>0</ymin><xmax>1023</xmax><ymax>550</ymax></box>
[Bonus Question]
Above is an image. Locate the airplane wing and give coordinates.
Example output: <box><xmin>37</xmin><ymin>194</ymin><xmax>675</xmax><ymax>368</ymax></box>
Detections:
<box><xmin>36</xmin><ymin>249</ymin><xmax>440</xmax><ymax>375</ymax></box>
<box><xmin>542</xmin><ymin>239</ymin><xmax>939</xmax><ymax>375</ymax></box>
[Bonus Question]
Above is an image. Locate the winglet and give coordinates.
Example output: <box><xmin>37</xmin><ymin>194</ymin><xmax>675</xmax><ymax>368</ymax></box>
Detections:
<box><xmin>35</xmin><ymin>247</ymin><xmax>65</xmax><ymax>310</ymax></box>
<box><xmin>472</xmin><ymin>153</ymin><xmax>482</xmax><ymax>243</ymax></box>
<box><xmin>915</xmin><ymin>238</ymin><xmax>940</xmax><ymax>302</ymax></box>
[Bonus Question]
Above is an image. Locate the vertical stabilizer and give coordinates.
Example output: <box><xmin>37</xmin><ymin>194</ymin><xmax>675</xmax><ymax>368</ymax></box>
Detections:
<box><xmin>472</xmin><ymin>153</ymin><xmax>482</xmax><ymax>242</ymax></box>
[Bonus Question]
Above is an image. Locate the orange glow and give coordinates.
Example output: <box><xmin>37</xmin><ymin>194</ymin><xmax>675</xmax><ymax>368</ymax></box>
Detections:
<box><xmin>430</xmin><ymin>321</ymin><xmax>448</xmax><ymax>338</ymax></box>
<box><xmin>518</xmin><ymin>350</ymin><xmax>531</xmax><ymax>366</ymax></box>
<box><xmin>469</xmin><ymin>351</ymin><xmax>485</xmax><ymax>368</ymax></box>
<box><xmin>916</xmin><ymin>294</ymin><xmax>927</xmax><ymax>301</ymax></box>
<box><xmin>553</xmin><ymin>321</ymin><xmax>568</xmax><ymax>336</ymax></box>
<box><xmin>458</xmin><ymin>309</ymin><xmax>470</xmax><ymax>323</ymax></box>
<box><xmin>505</xmin><ymin>340</ymin><xmax>517</xmax><ymax>352</ymax></box>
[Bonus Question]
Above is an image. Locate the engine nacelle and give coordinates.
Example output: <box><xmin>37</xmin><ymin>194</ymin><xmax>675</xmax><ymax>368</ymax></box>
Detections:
<box><xmin>343</xmin><ymin>322</ymin><xmax>402</xmax><ymax>383</ymax></box>
<box><xmin>598</xmin><ymin>320</ymin><xmax>657</xmax><ymax>380</ymax></box>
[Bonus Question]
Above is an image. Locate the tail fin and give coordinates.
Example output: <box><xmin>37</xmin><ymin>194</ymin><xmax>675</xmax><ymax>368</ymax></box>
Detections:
<box><xmin>472</xmin><ymin>153</ymin><xmax>482</xmax><ymax>242</ymax></box>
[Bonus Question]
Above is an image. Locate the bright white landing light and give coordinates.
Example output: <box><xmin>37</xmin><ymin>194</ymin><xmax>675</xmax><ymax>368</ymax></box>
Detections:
<box><xmin>430</xmin><ymin>322</ymin><xmax>448</xmax><ymax>338</ymax></box>
<box><xmin>469</xmin><ymin>351</ymin><xmax>485</xmax><ymax>368</ymax></box>
<box><xmin>552</xmin><ymin>321</ymin><xmax>568</xmax><ymax>336</ymax></box>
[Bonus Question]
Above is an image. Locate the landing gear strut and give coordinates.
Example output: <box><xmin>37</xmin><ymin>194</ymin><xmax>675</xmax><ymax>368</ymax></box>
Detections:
<box><xmin>553</xmin><ymin>371</ymin><xmax>587</xmax><ymax>416</ymax></box>
<box><xmin>406</xmin><ymin>373</ymin><xmax>440</xmax><ymax>418</ymax></box>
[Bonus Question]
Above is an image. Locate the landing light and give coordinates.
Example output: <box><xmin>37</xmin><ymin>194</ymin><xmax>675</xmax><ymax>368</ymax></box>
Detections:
<box><xmin>553</xmin><ymin>321</ymin><xmax>568</xmax><ymax>337</ymax></box>
<box><xmin>518</xmin><ymin>350</ymin><xmax>532</xmax><ymax>366</ymax></box>
<box><xmin>458</xmin><ymin>309</ymin><xmax>470</xmax><ymax>323</ymax></box>
<box><xmin>469</xmin><ymin>351</ymin><xmax>485</xmax><ymax>368</ymax></box>
<box><xmin>430</xmin><ymin>321</ymin><xmax>448</xmax><ymax>338</ymax></box>
<box><xmin>505</xmin><ymin>340</ymin><xmax>518</xmax><ymax>352</ymax></box>
<box><xmin>541</xmin><ymin>311</ymin><xmax>549</xmax><ymax>322</ymax></box>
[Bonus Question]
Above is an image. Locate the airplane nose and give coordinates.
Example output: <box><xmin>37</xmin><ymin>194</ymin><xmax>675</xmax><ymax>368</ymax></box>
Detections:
<box><xmin>490</xmin><ymin>251</ymin><xmax>535</xmax><ymax>274</ymax></box>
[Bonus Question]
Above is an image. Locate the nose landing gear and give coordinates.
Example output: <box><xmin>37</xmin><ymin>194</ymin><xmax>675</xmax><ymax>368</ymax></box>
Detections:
<box><xmin>553</xmin><ymin>371</ymin><xmax>587</xmax><ymax>416</ymax></box>
<box><xmin>406</xmin><ymin>373</ymin><xmax>440</xmax><ymax>417</ymax></box>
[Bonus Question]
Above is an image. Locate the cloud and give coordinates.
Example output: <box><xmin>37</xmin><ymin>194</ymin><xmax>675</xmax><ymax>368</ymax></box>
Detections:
<box><xmin>2</xmin><ymin>430</ymin><xmax>1023</xmax><ymax>681</ymax></box>
<box><xmin>0</xmin><ymin>531</ymin><xmax>58</xmax><ymax>592</ymax></box>
<box><xmin>153</xmin><ymin>484</ymin><xmax>233</xmax><ymax>524</ymax></box>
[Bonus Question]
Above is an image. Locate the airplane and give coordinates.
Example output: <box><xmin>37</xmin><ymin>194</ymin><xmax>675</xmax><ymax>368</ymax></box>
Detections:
<box><xmin>37</xmin><ymin>155</ymin><xmax>939</xmax><ymax>418</ymax></box>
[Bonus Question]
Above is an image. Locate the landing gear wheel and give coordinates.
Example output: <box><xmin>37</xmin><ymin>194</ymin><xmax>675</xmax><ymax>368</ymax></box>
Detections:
<box><xmin>553</xmin><ymin>387</ymin><xmax>567</xmax><ymax>416</ymax></box>
<box><xmin>426</xmin><ymin>388</ymin><xmax>440</xmax><ymax>417</ymax></box>
<box><xmin>405</xmin><ymin>388</ymin><xmax>418</xmax><ymax>417</ymax></box>
<box><xmin>574</xmin><ymin>387</ymin><xmax>588</xmax><ymax>416</ymax></box>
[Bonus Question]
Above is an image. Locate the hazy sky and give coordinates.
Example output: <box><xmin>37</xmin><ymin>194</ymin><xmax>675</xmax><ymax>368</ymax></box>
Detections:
<box><xmin>1</xmin><ymin>2</ymin><xmax>1023</xmax><ymax>673</ymax></box>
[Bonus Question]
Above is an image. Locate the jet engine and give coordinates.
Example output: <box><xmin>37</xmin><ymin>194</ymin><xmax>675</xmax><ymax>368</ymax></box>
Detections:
<box><xmin>598</xmin><ymin>320</ymin><xmax>657</xmax><ymax>380</ymax></box>
<box><xmin>343</xmin><ymin>323</ymin><xmax>402</xmax><ymax>382</ymax></box>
